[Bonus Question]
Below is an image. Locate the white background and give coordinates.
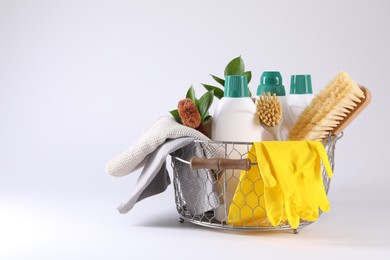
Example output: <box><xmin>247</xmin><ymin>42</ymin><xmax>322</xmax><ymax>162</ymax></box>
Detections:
<box><xmin>1</xmin><ymin>0</ymin><xmax>389</xmax><ymax>259</ymax></box>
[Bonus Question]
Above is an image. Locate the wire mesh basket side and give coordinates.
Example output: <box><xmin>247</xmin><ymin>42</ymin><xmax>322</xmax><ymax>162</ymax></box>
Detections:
<box><xmin>171</xmin><ymin>134</ymin><xmax>341</xmax><ymax>231</ymax></box>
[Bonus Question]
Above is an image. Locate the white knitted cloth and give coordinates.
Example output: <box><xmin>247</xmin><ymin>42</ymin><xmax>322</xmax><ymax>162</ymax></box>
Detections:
<box><xmin>107</xmin><ymin>115</ymin><xmax>220</xmax><ymax>215</ymax></box>
<box><xmin>106</xmin><ymin>116</ymin><xmax>209</xmax><ymax>177</ymax></box>
<box><xmin>117</xmin><ymin>137</ymin><xmax>194</xmax><ymax>214</ymax></box>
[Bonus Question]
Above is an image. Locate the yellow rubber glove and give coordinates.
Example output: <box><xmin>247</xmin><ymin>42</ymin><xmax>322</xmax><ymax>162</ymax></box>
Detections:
<box><xmin>305</xmin><ymin>142</ymin><xmax>333</xmax><ymax>219</ymax></box>
<box><xmin>257</xmin><ymin>141</ymin><xmax>332</xmax><ymax>228</ymax></box>
<box><xmin>227</xmin><ymin>148</ymin><xmax>268</xmax><ymax>226</ymax></box>
<box><xmin>228</xmin><ymin>141</ymin><xmax>332</xmax><ymax>229</ymax></box>
<box><xmin>254</xmin><ymin>143</ymin><xmax>286</xmax><ymax>227</ymax></box>
<box><xmin>227</xmin><ymin>144</ymin><xmax>294</xmax><ymax>227</ymax></box>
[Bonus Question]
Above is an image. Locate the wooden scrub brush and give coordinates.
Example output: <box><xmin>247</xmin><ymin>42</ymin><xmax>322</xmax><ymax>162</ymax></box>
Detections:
<box><xmin>288</xmin><ymin>71</ymin><xmax>371</xmax><ymax>141</ymax></box>
<box><xmin>256</xmin><ymin>92</ymin><xmax>283</xmax><ymax>140</ymax></box>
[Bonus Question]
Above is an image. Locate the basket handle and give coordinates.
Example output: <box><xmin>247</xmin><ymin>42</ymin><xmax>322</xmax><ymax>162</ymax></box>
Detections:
<box><xmin>190</xmin><ymin>157</ymin><xmax>251</xmax><ymax>171</ymax></box>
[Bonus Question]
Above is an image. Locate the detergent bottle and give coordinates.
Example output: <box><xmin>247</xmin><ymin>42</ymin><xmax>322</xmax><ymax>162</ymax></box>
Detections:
<box><xmin>288</xmin><ymin>74</ymin><xmax>315</xmax><ymax>123</ymax></box>
<box><xmin>211</xmin><ymin>75</ymin><xmax>263</xmax><ymax>222</ymax></box>
<box><xmin>212</xmin><ymin>75</ymin><xmax>261</xmax><ymax>142</ymax></box>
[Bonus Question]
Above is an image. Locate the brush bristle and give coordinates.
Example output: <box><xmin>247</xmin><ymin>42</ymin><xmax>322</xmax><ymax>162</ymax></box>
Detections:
<box><xmin>288</xmin><ymin>71</ymin><xmax>365</xmax><ymax>141</ymax></box>
<box><xmin>256</xmin><ymin>92</ymin><xmax>282</xmax><ymax>127</ymax></box>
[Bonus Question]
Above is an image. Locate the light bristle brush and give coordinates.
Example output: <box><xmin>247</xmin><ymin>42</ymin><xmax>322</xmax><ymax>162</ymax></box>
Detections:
<box><xmin>256</xmin><ymin>92</ymin><xmax>283</xmax><ymax>140</ymax></box>
<box><xmin>288</xmin><ymin>71</ymin><xmax>371</xmax><ymax>141</ymax></box>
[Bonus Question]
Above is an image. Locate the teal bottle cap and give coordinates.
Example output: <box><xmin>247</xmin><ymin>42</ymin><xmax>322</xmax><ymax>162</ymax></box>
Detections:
<box><xmin>290</xmin><ymin>75</ymin><xmax>313</xmax><ymax>94</ymax></box>
<box><xmin>224</xmin><ymin>75</ymin><xmax>250</xmax><ymax>98</ymax></box>
<box><xmin>257</xmin><ymin>71</ymin><xmax>286</xmax><ymax>96</ymax></box>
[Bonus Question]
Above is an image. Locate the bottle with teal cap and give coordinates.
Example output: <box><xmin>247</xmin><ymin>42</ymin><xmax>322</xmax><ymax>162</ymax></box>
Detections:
<box><xmin>212</xmin><ymin>75</ymin><xmax>263</xmax><ymax>222</ymax></box>
<box><xmin>212</xmin><ymin>75</ymin><xmax>262</xmax><ymax>142</ymax></box>
<box><xmin>288</xmin><ymin>74</ymin><xmax>315</xmax><ymax>123</ymax></box>
<box><xmin>257</xmin><ymin>71</ymin><xmax>293</xmax><ymax>140</ymax></box>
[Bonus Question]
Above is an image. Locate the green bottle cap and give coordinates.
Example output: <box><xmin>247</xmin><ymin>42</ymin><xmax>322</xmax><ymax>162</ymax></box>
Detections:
<box><xmin>224</xmin><ymin>75</ymin><xmax>250</xmax><ymax>98</ymax></box>
<box><xmin>256</xmin><ymin>71</ymin><xmax>286</xmax><ymax>96</ymax></box>
<box><xmin>290</xmin><ymin>75</ymin><xmax>313</xmax><ymax>94</ymax></box>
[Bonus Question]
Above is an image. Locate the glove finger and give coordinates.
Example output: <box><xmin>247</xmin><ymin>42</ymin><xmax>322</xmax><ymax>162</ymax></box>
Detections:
<box><xmin>317</xmin><ymin>182</ymin><xmax>330</xmax><ymax>212</ymax></box>
<box><xmin>284</xmin><ymin>198</ymin><xmax>300</xmax><ymax>229</ymax></box>
<box><xmin>255</xmin><ymin>143</ymin><xmax>277</xmax><ymax>187</ymax></box>
<box><xmin>264</xmin><ymin>185</ymin><xmax>284</xmax><ymax>226</ymax></box>
<box><xmin>314</xmin><ymin>141</ymin><xmax>333</xmax><ymax>179</ymax></box>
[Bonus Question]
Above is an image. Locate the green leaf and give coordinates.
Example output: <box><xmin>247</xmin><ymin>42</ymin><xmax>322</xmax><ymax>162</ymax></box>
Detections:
<box><xmin>186</xmin><ymin>85</ymin><xmax>196</xmax><ymax>101</ymax></box>
<box><xmin>244</xmin><ymin>71</ymin><xmax>252</xmax><ymax>83</ymax></box>
<box><xmin>194</xmin><ymin>98</ymin><xmax>200</xmax><ymax>109</ymax></box>
<box><xmin>210</xmin><ymin>74</ymin><xmax>225</xmax><ymax>86</ymax></box>
<box><xmin>224</xmin><ymin>56</ymin><xmax>245</xmax><ymax>76</ymax></box>
<box><xmin>203</xmin><ymin>115</ymin><xmax>212</xmax><ymax>122</ymax></box>
<box><xmin>202</xmin><ymin>84</ymin><xmax>224</xmax><ymax>99</ymax></box>
<box><xmin>169</xmin><ymin>109</ymin><xmax>182</xmax><ymax>124</ymax></box>
<box><xmin>198</xmin><ymin>90</ymin><xmax>214</xmax><ymax>121</ymax></box>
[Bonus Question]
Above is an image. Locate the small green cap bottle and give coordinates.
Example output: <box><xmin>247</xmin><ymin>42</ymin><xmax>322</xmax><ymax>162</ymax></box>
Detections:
<box><xmin>224</xmin><ymin>75</ymin><xmax>250</xmax><ymax>98</ymax></box>
<box><xmin>290</xmin><ymin>75</ymin><xmax>313</xmax><ymax>94</ymax></box>
<box><xmin>257</xmin><ymin>71</ymin><xmax>286</xmax><ymax>96</ymax></box>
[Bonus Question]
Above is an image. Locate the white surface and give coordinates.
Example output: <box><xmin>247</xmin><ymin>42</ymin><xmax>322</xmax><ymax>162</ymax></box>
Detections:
<box><xmin>1</xmin><ymin>0</ymin><xmax>390</xmax><ymax>259</ymax></box>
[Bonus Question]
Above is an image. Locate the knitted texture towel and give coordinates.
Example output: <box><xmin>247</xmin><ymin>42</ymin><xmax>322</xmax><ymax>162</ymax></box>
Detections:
<box><xmin>106</xmin><ymin>116</ymin><xmax>208</xmax><ymax>177</ymax></box>
<box><xmin>107</xmin><ymin>116</ymin><xmax>220</xmax><ymax>215</ymax></box>
<box><xmin>118</xmin><ymin>137</ymin><xmax>193</xmax><ymax>214</ymax></box>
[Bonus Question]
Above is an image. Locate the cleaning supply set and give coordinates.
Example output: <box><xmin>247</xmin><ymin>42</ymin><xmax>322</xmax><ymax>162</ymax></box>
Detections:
<box><xmin>107</xmin><ymin>56</ymin><xmax>371</xmax><ymax>233</ymax></box>
<box><xmin>211</xmin><ymin>71</ymin><xmax>316</xmax><ymax>143</ymax></box>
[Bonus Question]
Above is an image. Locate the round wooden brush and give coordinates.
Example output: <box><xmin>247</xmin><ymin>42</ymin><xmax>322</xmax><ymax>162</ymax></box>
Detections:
<box><xmin>256</xmin><ymin>92</ymin><xmax>283</xmax><ymax>140</ymax></box>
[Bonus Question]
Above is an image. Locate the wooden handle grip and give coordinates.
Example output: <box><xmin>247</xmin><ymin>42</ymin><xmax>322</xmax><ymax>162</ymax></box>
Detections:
<box><xmin>190</xmin><ymin>157</ymin><xmax>251</xmax><ymax>171</ymax></box>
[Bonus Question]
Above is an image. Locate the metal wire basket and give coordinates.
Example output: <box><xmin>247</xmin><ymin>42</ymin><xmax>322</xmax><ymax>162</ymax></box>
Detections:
<box><xmin>170</xmin><ymin>133</ymin><xmax>342</xmax><ymax>234</ymax></box>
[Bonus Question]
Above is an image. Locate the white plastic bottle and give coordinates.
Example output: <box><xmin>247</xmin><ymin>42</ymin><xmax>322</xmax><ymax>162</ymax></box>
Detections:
<box><xmin>288</xmin><ymin>74</ymin><xmax>315</xmax><ymax>123</ymax></box>
<box><xmin>256</xmin><ymin>71</ymin><xmax>293</xmax><ymax>140</ymax></box>
<box><xmin>212</xmin><ymin>75</ymin><xmax>263</xmax><ymax>222</ymax></box>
